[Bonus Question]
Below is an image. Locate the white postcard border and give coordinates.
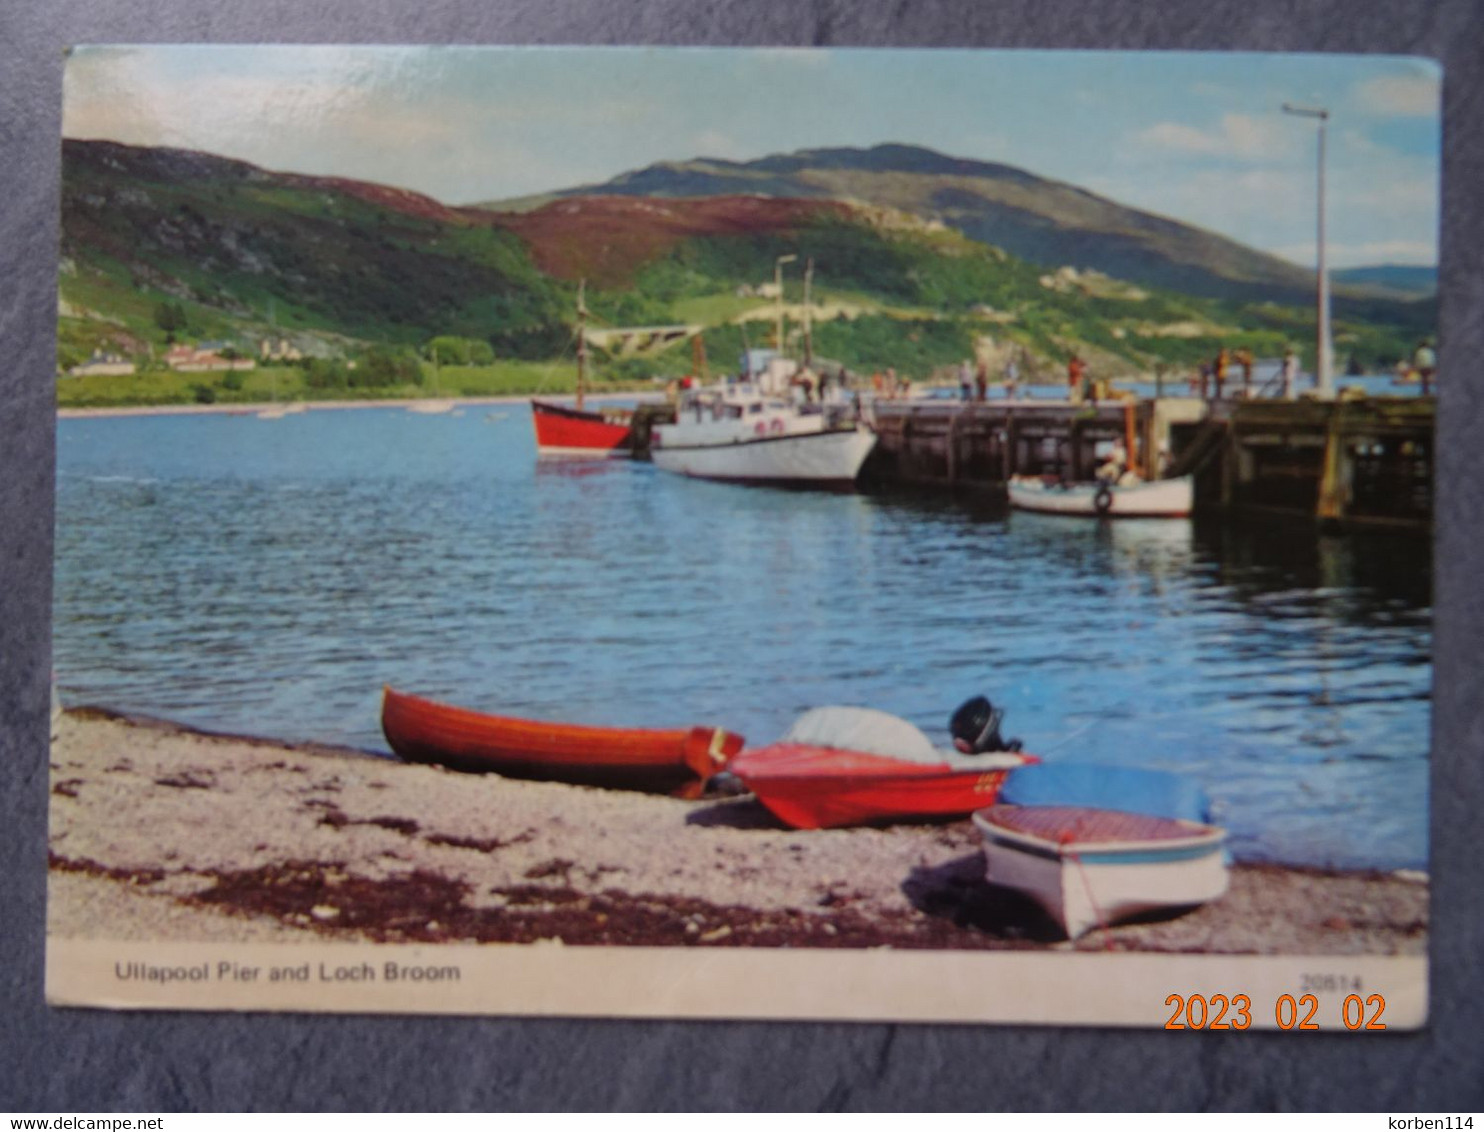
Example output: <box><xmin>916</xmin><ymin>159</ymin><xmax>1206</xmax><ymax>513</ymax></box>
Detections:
<box><xmin>49</xmin><ymin>939</ymin><xmax>1426</xmax><ymax>1031</ymax></box>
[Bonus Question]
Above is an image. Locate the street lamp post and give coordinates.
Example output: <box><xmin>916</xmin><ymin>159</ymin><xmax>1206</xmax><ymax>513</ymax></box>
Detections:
<box><xmin>774</xmin><ymin>254</ymin><xmax>797</xmax><ymax>356</ymax></box>
<box><xmin>1283</xmin><ymin>102</ymin><xmax>1333</xmax><ymax>398</ymax></box>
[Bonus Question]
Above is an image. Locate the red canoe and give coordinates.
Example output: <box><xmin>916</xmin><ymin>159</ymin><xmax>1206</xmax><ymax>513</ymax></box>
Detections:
<box><xmin>728</xmin><ymin>743</ymin><xmax>1038</xmax><ymax>830</ymax></box>
<box><xmin>530</xmin><ymin>399</ymin><xmax>634</xmax><ymax>458</ymax></box>
<box><xmin>381</xmin><ymin>687</ymin><xmax>743</xmax><ymax>796</ymax></box>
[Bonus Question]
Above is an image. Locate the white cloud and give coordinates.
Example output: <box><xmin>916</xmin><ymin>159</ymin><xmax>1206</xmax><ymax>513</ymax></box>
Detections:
<box><xmin>1134</xmin><ymin>113</ymin><xmax>1297</xmax><ymax>161</ymax></box>
<box><xmin>691</xmin><ymin>130</ymin><xmax>749</xmax><ymax>160</ymax></box>
<box><xmin>1339</xmin><ymin>128</ymin><xmax>1387</xmax><ymax>158</ymax></box>
<box><xmin>1136</xmin><ymin>122</ymin><xmax>1217</xmax><ymax>153</ymax></box>
<box><xmin>1270</xmin><ymin>239</ymin><xmax>1437</xmax><ymax>269</ymax></box>
<box><xmin>1354</xmin><ymin>73</ymin><xmax>1440</xmax><ymax>118</ymax></box>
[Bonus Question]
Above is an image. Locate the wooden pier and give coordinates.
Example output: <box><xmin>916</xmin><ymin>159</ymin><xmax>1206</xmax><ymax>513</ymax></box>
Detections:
<box><xmin>867</xmin><ymin>394</ymin><xmax>1434</xmax><ymax>529</ymax></box>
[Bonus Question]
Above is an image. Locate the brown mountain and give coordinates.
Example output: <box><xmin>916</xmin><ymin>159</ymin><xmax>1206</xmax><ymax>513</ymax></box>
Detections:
<box><xmin>494</xmin><ymin>142</ymin><xmax>1347</xmax><ymax>309</ymax></box>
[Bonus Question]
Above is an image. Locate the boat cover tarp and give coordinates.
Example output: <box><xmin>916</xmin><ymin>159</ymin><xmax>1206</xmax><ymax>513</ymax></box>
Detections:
<box><xmin>780</xmin><ymin>706</ymin><xmax>1023</xmax><ymax>769</ymax></box>
<box><xmin>999</xmin><ymin>764</ymin><xmax>1212</xmax><ymax>823</ymax></box>
<box><xmin>782</xmin><ymin>706</ymin><xmax>941</xmax><ymax>763</ymax></box>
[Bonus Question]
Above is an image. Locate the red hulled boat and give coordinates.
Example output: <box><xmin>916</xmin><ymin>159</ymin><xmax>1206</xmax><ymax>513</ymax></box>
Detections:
<box><xmin>530</xmin><ymin>280</ymin><xmax>637</xmax><ymax>458</ymax></box>
<box><xmin>729</xmin><ymin>743</ymin><xmax>1037</xmax><ymax>829</ymax></box>
<box><xmin>381</xmin><ymin>687</ymin><xmax>744</xmax><ymax>796</ymax></box>
<box><xmin>530</xmin><ymin>398</ymin><xmax>634</xmax><ymax>458</ymax></box>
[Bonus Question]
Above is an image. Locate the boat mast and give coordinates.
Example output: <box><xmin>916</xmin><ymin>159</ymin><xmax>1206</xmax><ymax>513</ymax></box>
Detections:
<box><xmin>1123</xmin><ymin>400</ymin><xmax>1139</xmax><ymax>478</ymax></box>
<box><xmin>692</xmin><ymin>334</ymin><xmax>708</xmax><ymax>383</ymax></box>
<box><xmin>774</xmin><ymin>254</ymin><xmax>796</xmax><ymax>358</ymax></box>
<box><xmin>267</xmin><ymin>297</ymin><xmax>277</xmax><ymax>406</ymax></box>
<box><xmin>802</xmin><ymin>258</ymin><xmax>814</xmax><ymax>369</ymax></box>
<box><xmin>576</xmin><ymin>279</ymin><xmax>587</xmax><ymax>412</ymax></box>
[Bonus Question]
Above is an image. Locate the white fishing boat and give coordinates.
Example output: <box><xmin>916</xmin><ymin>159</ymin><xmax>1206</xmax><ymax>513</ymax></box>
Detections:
<box><xmin>256</xmin><ymin>402</ymin><xmax>305</xmax><ymax>420</ymax></box>
<box><xmin>1007</xmin><ymin>474</ymin><xmax>1193</xmax><ymax>518</ymax></box>
<box><xmin>406</xmin><ymin>399</ymin><xmax>457</xmax><ymax>415</ymax></box>
<box><xmin>972</xmin><ymin>803</ymin><xmax>1229</xmax><ymax>939</ymax></box>
<box><xmin>651</xmin><ymin>354</ymin><xmax>875</xmax><ymax>488</ymax></box>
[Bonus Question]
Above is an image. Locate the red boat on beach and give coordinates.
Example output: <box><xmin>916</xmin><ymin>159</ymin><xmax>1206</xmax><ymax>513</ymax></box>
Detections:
<box><xmin>381</xmin><ymin>687</ymin><xmax>744</xmax><ymax>796</ymax></box>
<box><xmin>729</xmin><ymin>743</ymin><xmax>1037</xmax><ymax>829</ymax></box>
<box><xmin>725</xmin><ymin>705</ymin><xmax>1037</xmax><ymax>830</ymax></box>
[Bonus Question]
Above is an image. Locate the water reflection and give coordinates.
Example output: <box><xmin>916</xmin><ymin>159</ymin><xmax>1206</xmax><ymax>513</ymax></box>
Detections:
<box><xmin>53</xmin><ymin>407</ymin><xmax>1430</xmax><ymax>869</ymax></box>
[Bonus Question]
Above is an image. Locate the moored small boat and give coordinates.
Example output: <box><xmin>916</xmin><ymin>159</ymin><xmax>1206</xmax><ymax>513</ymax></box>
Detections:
<box><xmin>728</xmin><ymin>706</ymin><xmax>1035</xmax><ymax>829</ymax></box>
<box><xmin>257</xmin><ymin>402</ymin><xmax>306</xmax><ymax>420</ymax></box>
<box><xmin>650</xmin><ymin>355</ymin><xmax>876</xmax><ymax>488</ymax></box>
<box><xmin>1007</xmin><ymin>474</ymin><xmax>1193</xmax><ymax>518</ymax></box>
<box><xmin>530</xmin><ymin>281</ymin><xmax>637</xmax><ymax>458</ymax></box>
<box><xmin>380</xmin><ymin>687</ymin><xmax>743</xmax><ymax>796</ymax></box>
<box><xmin>407</xmin><ymin>398</ymin><xmax>457</xmax><ymax>415</ymax></box>
<box><xmin>972</xmin><ymin>803</ymin><xmax>1229</xmax><ymax>939</ymax></box>
<box><xmin>530</xmin><ymin>398</ymin><xmax>634</xmax><ymax>458</ymax></box>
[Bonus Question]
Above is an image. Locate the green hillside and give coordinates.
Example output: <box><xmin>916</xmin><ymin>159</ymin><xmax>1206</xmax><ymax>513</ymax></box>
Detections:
<box><xmin>60</xmin><ymin>140</ymin><xmax>573</xmax><ymax>364</ymax></box>
<box><xmin>58</xmin><ymin>140</ymin><xmax>1433</xmax><ymax>407</ymax></box>
<box><xmin>537</xmin><ymin>143</ymin><xmax>1433</xmax><ymax>321</ymax></box>
<box><xmin>609</xmin><ymin>209</ymin><xmax>1427</xmax><ymax>382</ymax></box>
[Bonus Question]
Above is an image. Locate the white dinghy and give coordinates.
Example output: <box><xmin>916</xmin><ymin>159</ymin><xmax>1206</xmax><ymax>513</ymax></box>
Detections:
<box><xmin>972</xmin><ymin>803</ymin><xmax>1228</xmax><ymax>939</ymax></box>
<box><xmin>972</xmin><ymin>763</ymin><xmax>1228</xmax><ymax>939</ymax></box>
<box><xmin>1007</xmin><ymin>474</ymin><xmax>1194</xmax><ymax>518</ymax></box>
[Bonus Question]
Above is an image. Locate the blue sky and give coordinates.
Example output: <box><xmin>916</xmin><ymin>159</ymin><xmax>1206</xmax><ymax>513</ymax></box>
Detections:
<box><xmin>63</xmin><ymin>46</ymin><xmax>1441</xmax><ymax>269</ymax></box>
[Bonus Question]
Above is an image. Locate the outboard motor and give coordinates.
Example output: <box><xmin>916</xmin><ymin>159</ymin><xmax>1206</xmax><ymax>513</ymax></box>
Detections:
<box><xmin>950</xmin><ymin>695</ymin><xmax>1022</xmax><ymax>754</ymax></box>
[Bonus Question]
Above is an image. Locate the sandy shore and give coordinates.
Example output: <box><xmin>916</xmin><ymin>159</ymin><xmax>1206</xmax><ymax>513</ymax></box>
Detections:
<box><xmin>47</xmin><ymin>709</ymin><xmax>1427</xmax><ymax>954</ymax></box>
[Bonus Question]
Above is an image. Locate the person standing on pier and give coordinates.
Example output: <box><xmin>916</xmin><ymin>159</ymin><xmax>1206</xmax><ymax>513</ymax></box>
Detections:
<box><xmin>1235</xmin><ymin>347</ymin><xmax>1255</xmax><ymax>397</ymax></box>
<box><xmin>959</xmin><ymin>359</ymin><xmax>974</xmax><ymax>401</ymax></box>
<box><xmin>1003</xmin><ymin>355</ymin><xmax>1020</xmax><ymax>400</ymax></box>
<box><xmin>1412</xmin><ymin>340</ymin><xmax>1437</xmax><ymax>394</ymax></box>
<box><xmin>1281</xmin><ymin>346</ymin><xmax>1300</xmax><ymax>400</ymax></box>
<box><xmin>1213</xmin><ymin>348</ymin><xmax>1230</xmax><ymax>400</ymax></box>
<box><xmin>1067</xmin><ymin>354</ymin><xmax>1087</xmax><ymax>402</ymax></box>
<box><xmin>975</xmin><ymin>359</ymin><xmax>989</xmax><ymax>402</ymax></box>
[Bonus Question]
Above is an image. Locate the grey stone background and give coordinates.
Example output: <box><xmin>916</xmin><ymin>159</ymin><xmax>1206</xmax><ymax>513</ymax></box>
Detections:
<box><xmin>2</xmin><ymin>0</ymin><xmax>1480</xmax><ymax>1112</ymax></box>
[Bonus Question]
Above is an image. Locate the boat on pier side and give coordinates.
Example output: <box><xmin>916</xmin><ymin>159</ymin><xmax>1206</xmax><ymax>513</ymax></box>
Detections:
<box><xmin>1008</xmin><ymin>473</ymin><xmax>1194</xmax><ymax>518</ymax></box>
<box><xmin>530</xmin><ymin>398</ymin><xmax>635</xmax><ymax>458</ymax></box>
<box><xmin>651</xmin><ymin>352</ymin><xmax>876</xmax><ymax>488</ymax></box>
<box><xmin>531</xmin><ymin>283</ymin><xmax>638</xmax><ymax>459</ymax></box>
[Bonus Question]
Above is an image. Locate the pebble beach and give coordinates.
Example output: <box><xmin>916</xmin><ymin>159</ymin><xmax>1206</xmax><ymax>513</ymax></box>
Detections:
<box><xmin>46</xmin><ymin>708</ymin><xmax>1428</xmax><ymax>956</ymax></box>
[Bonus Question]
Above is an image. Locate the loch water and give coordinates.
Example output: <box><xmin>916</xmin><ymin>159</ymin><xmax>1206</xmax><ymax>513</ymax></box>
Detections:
<box><xmin>53</xmin><ymin>404</ymin><xmax>1431</xmax><ymax>870</ymax></box>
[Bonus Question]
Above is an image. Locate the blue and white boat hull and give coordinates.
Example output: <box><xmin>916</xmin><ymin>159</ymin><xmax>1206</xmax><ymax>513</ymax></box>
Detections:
<box><xmin>973</xmin><ymin>804</ymin><xmax>1229</xmax><ymax>939</ymax></box>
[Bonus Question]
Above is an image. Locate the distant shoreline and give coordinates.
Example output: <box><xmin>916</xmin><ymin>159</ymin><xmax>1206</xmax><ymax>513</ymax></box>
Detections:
<box><xmin>55</xmin><ymin>392</ymin><xmax>664</xmax><ymax>421</ymax></box>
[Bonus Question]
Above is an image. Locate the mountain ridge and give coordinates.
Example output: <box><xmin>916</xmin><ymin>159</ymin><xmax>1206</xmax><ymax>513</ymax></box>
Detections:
<box><xmin>58</xmin><ymin>138</ymin><xmax>1433</xmax><ymax>389</ymax></box>
<box><xmin>480</xmin><ymin>142</ymin><xmax>1391</xmax><ymax>311</ymax></box>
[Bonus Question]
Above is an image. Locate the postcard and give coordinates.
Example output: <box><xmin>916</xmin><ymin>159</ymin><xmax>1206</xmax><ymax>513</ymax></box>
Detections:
<box><xmin>49</xmin><ymin>45</ymin><xmax>1437</xmax><ymax>1028</ymax></box>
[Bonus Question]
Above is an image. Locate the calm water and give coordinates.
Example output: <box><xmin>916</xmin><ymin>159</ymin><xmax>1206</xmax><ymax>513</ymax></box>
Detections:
<box><xmin>53</xmin><ymin>405</ymin><xmax>1432</xmax><ymax>869</ymax></box>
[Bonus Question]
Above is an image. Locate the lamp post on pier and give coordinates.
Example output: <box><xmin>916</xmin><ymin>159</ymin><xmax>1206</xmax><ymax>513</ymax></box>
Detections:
<box><xmin>1283</xmin><ymin>102</ymin><xmax>1333</xmax><ymax>398</ymax></box>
